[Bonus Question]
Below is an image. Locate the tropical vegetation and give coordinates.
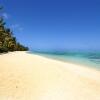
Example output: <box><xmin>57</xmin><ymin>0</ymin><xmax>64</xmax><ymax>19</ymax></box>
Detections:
<box><xmin>0</xmin><ymin>7</ymin><xmax>29</xmax><ymax>53</ymax></box>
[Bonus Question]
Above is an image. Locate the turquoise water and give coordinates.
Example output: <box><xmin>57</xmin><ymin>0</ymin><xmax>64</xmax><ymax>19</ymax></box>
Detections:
<box><xmin>30</xmin><ymin>51</ymin><xmax>100</xmax><ymax>70</ymax></box>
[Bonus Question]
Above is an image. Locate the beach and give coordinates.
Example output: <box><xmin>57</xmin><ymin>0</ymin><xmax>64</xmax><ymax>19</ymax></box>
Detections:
<box><xmin>0</xmin><ymin>51</ymin><xmax>100</xmax><ymax>100</ymax></box>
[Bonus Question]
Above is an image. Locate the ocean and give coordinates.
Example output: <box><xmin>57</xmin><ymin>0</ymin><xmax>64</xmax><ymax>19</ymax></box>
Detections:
<box><xmin>30</xmin><ymin>51</ymin><xmax>100</xmax><ymax>70</ymax></box>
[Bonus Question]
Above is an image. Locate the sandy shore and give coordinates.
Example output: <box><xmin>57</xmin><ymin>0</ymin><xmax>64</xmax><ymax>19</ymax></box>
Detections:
<box><xmin>0</xmin><ymin>51</ymin><xmax>100</xmax><ymax>100</ymax></box>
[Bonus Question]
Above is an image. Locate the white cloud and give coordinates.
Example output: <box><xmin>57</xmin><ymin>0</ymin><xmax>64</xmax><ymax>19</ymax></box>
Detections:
<box><xmin>11</xmin><ymin>24</ymin><xmax>24</xmax><ymax>32</ymax></box>
<box><xmin>11</xmin><ymin>24</ymin><xmax>19</xmax><ymax>29</ymax></box>
<box><xmin>19</xmin><ymin>27</ymin><xmax>24</xmax><ymax>31</ymax></box>
<box><xmin>2</xmin><ymin>13</ymin><xmax>9</xmax><ymax>19</ymax></box>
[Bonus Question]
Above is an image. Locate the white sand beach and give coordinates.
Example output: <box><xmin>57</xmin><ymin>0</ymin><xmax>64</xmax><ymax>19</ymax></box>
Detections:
<box><xmin>0</xmin><ymin>51</ymin><xmax>100</xmax><ymax>100</ymax></box>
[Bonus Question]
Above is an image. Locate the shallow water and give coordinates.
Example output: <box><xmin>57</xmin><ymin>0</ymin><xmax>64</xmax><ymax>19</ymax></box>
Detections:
<box><xmin>30</xmin><ymin>51</ymin><xmax>100</xmax><ymax>70</ymax></box>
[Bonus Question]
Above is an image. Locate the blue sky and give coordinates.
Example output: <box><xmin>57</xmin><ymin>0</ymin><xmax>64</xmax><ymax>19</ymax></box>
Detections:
<box><xmin>0</xmin><ymin>0</ymin><xmax>100</xmax><ymax>51</ymax></box>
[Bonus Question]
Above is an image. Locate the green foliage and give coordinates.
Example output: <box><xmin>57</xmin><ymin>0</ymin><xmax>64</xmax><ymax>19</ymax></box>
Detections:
<box><xmin>0</xmin><ymin>17</ymin><xmax>29</xmax><ymax>53</ymax></box>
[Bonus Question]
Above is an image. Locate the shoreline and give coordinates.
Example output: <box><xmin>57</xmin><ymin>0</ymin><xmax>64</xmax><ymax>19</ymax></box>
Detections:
<box><xmin>28</xmin><ymin>52</ymin><xmax>100</xmax><ymax>81</ymax></box>
<box><xmin>0</xmin><ymin>51</ymin><xmax>100</xmax><ymax>100</ymax></box>
<box><xmin>29</xmin><ymin>51</ymin><xmax>100</xmax><ymax>71</ymax></box>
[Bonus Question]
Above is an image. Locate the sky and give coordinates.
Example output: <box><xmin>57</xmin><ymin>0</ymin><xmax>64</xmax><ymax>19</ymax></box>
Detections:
<box><xmin>0</xmin><ymin>0</ymin><xmax>100</xmax><ymax>51</ymax></box>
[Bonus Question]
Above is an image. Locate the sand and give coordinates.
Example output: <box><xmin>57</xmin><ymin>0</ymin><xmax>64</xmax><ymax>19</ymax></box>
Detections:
<box><xmin>0</xmin><ymin>51</ymin><xmax>100</xmax><ymax>100</ymax></box>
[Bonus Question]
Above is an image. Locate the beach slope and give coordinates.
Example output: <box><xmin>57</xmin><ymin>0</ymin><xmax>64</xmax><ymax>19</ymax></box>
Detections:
<box><xmin>0</xmin><ymin>51</ymin><xmax>100</xmax><ymax>100</ymax></box>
